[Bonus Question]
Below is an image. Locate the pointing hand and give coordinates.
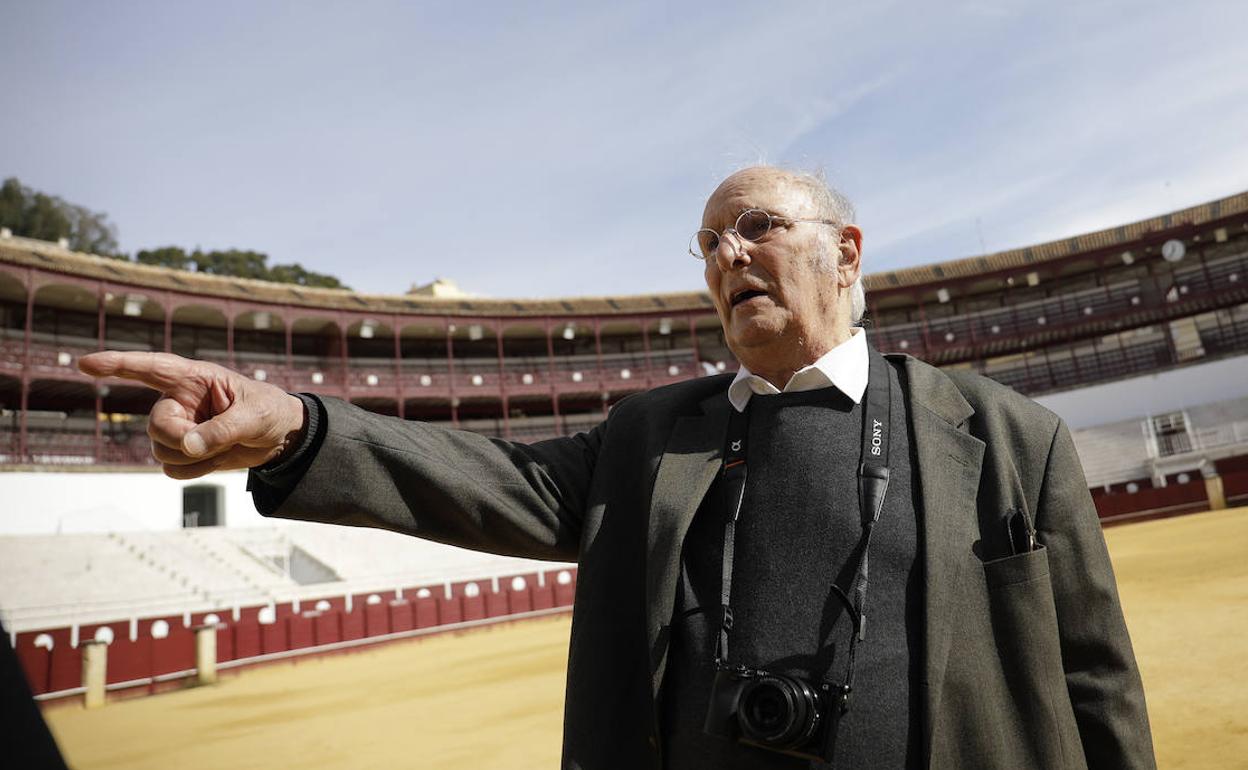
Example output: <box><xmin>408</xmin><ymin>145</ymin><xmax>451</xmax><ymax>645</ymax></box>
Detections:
<box><xmin>78</xmin><ymin>352</ymin><xmax>307</xmax><ymax>480</ymax></box>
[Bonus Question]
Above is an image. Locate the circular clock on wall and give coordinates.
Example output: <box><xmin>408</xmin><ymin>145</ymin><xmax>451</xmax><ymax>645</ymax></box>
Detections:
<box><xmin>1161</xmin><ymin>239</ymin><xmax>1186</xmax><ymax>263</ymax></box>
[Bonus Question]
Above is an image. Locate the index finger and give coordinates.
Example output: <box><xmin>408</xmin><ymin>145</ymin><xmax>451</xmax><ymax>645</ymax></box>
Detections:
<box><xmin>78</xmin><ymin>351</ymin><xmax>197</xmax><ymax>392</ymax></box>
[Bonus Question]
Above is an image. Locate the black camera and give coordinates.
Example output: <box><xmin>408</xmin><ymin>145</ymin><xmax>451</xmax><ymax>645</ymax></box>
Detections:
<box><xmin>703</xmin><ymin>661</ymin><xmax>848</xmax><ymax>763</ymax></box>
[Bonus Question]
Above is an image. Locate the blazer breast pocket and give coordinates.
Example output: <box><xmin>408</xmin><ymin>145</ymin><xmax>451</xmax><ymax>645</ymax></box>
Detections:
<box><xmin>981</xmin><ymin>543</ymin><xmax>1049</xmax><ymax>590</ymax></box>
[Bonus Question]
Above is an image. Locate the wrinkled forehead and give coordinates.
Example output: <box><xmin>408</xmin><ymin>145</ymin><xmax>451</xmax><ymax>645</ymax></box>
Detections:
<box><xmin>701</xmin><ymin>169</ymin><xmax>817</xmax><ymax>229</ymax></box>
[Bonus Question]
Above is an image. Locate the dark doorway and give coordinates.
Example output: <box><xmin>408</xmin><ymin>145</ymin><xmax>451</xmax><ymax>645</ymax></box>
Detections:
<box><xmin>182</xmin><ymin>484</ymin><xmax>223</xmax><ymax>527</ymax></box>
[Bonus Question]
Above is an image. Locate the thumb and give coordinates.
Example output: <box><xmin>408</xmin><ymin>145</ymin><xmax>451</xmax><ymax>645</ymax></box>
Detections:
<box><xmin>182</xmin><ymin>409</ymin><xmax>248</xmax><ymax>458</ymax></box>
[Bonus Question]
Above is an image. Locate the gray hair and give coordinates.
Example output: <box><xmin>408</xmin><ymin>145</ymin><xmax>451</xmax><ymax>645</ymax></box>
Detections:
<box><xmin>786</xmin><ymin>170</ymin><xmax>867</xmax><ymax>325</ymax></box>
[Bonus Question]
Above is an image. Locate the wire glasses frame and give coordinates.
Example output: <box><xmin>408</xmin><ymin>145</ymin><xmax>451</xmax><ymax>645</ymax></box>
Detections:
<box><xmin>689</xmin><ymin>208</ymin><xmax>840</xmax><ymax>260</ymax></box>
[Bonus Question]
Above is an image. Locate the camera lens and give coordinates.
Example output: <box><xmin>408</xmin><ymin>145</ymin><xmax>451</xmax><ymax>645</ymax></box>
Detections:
<box><xmin>738</xmin><ymin>675</ymin><xmax>822</xmax><ymax>749</ymax></box>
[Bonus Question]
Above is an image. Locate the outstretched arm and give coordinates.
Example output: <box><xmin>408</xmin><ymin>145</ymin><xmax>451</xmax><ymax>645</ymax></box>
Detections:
<box><xmin>79</xmin><ymin>351</ymin><xmax>597</xmax><ymax>562</ymax></box>
<box><xmin>260</xmin><ymin>395</ymin><xmax>598</xmax><ymax>561</ymax></box>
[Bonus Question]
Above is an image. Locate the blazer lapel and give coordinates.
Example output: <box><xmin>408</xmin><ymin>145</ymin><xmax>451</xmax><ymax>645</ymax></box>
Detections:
<box><xmin>645</xmin><ymin>389</ymin><xmax>732</xmax><ymax>701</ymax></box>
<box><xmin>898</xmin><ymin>356</ymin><xmax>986</xmax><ymax>761</ymax></box>
<box><xmin>642</xmin><ymin>357</ymin><xmax>988</xmax><ymax>737</ymax></box>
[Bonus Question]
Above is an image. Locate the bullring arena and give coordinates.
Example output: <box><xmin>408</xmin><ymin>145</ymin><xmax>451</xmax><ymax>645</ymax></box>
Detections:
<box><xmin>2</xmin><ymin>189</ymin><xmax>1247</xmax><ymax>767</ymax></box>
<box><xmin>39</xmin><ymin>506</ymin><xmax>1248</xmax><ymax>769</ymax></box>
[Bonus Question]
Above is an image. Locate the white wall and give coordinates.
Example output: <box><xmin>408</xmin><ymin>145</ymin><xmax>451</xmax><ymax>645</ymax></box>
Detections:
<box><xmin>0</xmin><ymin>470</ymin><xmax>273</xmax><ymax>535</ymax></box>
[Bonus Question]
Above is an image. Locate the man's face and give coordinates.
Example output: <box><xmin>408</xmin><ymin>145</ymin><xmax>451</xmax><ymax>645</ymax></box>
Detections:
<box><xmin>700</xmin><ymin>168</ymin><xmax>857</xmax><ymax>365</ymax></box>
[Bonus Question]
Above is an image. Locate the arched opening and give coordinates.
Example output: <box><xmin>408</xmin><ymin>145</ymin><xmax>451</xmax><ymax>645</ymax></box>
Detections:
<box><xmin>233</xmin><ymin>310</ymin><xmax>287</xmax><ymax>384</ymax></box>
<box><xmin>497</xmin><ymin>395</ymin><xmax>554</xmax><ymax>441</ymax></box>
<box><xmin>449</xmin><ymin>320</ymin><xmax>499</xmax><ymax>392</ymax></box>
<box><xmin>598</xmin><ymin>319</ymin><xmax>647</xmax><ymax>391</ymax></box>
<box><xmin>402</xmin><ymin>398</ymin><xmax>453</xmax><ymax>423</ymax></box>
<box><xmin>501</xmin><ymin>322</ymin><xmax>551</xmax><ymax>394</ymax></box>
<box><xmin>549</xmin><ymin>319</ymin><xmax>599</xmax><ymax>359</ymax></box>
<box><xmin>24</xmin><ymin>379</ymin><xmax>96</xmax><ymax>464</ymax></box>
<box><xmin>0</xmin><ymin>373</ymin><xmax>20</xmax><ymax>458</ymax></box>
<box><xmin>692</xmin><ymin>315</ymin><xmax>734</xmax><ymax>375</ymax></box>
<box><xmin>29</xmin><ymin>283</ymin><xmax>99</xmax><ymax>376</ymax></box>
<box><xmin>399</xmin><ymin>321</ymin><xmax>449</xmax><ymax>393</ymax></box>
<box><xmin>346</xmin><ymin>318</ymin><xmax>396</xmax><ymax>391</ymax></box>
<box><xmin>644</xmin><ymin>316</ymin><xmax>695</xmax><ymax>384</ymax></box>
<box><xmin>345</xmin><ymin>318</ymin><xmax>395</xmax><ymax>359</ymax></box>
<box><xmin>555</xmin><ymin>395</ymin><xmax>605</xmax><ymax>438</ymax></box>
<box><xmin>0</xmin><ymin>373</ymin><xmax>19</xmax><ymax>408</ymax></box>
<box><xmin>99</xmin><ymin>384</ymin><xmax>160</xmax><ymax>465</ymax></box>
<box><xmin>453</xmin><ymin>396</ymin><xmax>505</xmax><ymax>437</ymax></box>
<box><xmin>0</xmin><ymin>271</ymin><xmax>27</xmax><ymax>356</ymax></box>
<box><xmin>102</xmin><ymin>291</ymin><xmax>165</xmax><ymax>352</ymax></box>
<box><xmin>170</xmin><ymin>304</ymin><xmax>228</xmax><ymax>362</ymax></box>
<box><xmin>289</xmin><ymin>317</ymin><xmax>342</xmax><ymax>391</ymax></box>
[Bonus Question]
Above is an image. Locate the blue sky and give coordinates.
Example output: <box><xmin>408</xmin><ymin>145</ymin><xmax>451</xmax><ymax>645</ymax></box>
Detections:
<box><xmin>2</xmin><ymin>0</ymin><xmax>1246</xmax><ymax>299</ymax></box>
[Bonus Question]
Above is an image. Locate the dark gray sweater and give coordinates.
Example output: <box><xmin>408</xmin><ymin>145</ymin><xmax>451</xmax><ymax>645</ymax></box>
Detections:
<box><xmin>660</xmin><ymin>361</ymin><xmax>923</xmax><ymax>769</ymax></box>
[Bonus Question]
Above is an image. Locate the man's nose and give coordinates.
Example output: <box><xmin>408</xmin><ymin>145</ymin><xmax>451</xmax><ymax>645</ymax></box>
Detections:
<box><xmin>712</xmin><ymin>231</ymin><xmax>750</xmax><ymax>271</ymax></box>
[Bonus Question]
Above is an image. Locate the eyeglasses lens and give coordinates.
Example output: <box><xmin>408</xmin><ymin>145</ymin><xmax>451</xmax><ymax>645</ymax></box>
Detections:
<box><xmin>690</xmin><ymin>210</ymin><xmax>773</xmax><ymax>259</ymax></box>
<box><xmin>696</xmin><ymin>230</ymin><xmax>720</xmax><ymax>258</ymax></box>
<box><xmin>735</xmin><ymin>210</ymin><xmax>772</xmax><ymax>241</ymax></box>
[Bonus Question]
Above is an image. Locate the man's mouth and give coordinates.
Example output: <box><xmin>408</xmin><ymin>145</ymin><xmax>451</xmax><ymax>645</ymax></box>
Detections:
<box><xmin>730</xmin><ymin>288</ymin><xmax>768</xmax><ymax>308</ymax></box>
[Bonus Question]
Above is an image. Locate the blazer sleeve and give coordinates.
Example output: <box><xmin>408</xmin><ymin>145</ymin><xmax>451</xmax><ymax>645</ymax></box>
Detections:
<box><xmin>255</xmin><ymin>396</ymin><xmax>604</xmax><ymax>563</ymax></box>
<box><xmin>1036</xmin><ymin>418</ymin><xmax>1157</xmax><ymax>769</ymax></box>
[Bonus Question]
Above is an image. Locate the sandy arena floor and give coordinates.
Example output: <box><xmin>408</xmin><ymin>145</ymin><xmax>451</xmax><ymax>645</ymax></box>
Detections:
<box><xmin>45</xmin><ymin>506</ymin><xmax>1248</xmax><ymax>769</ymax></box>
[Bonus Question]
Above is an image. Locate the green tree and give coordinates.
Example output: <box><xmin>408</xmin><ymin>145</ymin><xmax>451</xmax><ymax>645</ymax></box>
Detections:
<box><xmin>0</xmin><ymin>176</ymin><xmax>122</xmax><ymax>257</ymax></box>
<box><xmin>268</xmin><ymin>262</ymin><xmax>348</xmax><ymax>289</ymax></box>
<box><xmin>2</xmin><ymin>176</ymin><xmax>350</xmax><ymax>286</ymax></box>
<box><xmin>0</xmin><ymin>178</ymin><xmax>27</xmax><ymax>230</ymax></box>
<box><xmin>135</xmin><ymin>246</ymin><xmax>193</xmax><ymax>270</ymax></box>
<box><xmin>192</xmin><ymin>249</ymin><xmax>270</xmax><ymax>280</ymax></box>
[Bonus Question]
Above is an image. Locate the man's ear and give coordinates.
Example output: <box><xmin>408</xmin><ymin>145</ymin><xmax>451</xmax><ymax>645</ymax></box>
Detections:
<box><xmin>837</xmin><ymin>225</ymin><xmax>863</xmax><ymax>288</ymax></box>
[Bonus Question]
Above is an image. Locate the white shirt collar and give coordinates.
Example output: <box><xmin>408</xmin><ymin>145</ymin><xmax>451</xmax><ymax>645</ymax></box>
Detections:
<box><xmin>727</xmin><ymin>328</ymin><xmax>869</xmax><ymax>413</ymax></box>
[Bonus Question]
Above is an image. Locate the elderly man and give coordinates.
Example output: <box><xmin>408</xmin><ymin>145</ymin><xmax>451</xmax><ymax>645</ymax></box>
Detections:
<box><xmin>80</xmin><ymin>166</ymin><xmax>1155</xmax><ymax>769</ymax></box>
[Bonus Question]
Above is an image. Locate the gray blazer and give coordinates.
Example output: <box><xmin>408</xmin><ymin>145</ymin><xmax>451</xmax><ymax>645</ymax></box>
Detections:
<box><xmin>264</xmin><ymin>354</ymin><xmax>1155</xmax><ymax>769</ymax></box>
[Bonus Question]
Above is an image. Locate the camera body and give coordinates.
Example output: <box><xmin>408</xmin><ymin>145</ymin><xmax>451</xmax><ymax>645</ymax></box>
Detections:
<box><xmin>703</xmin><ymin>661</ymin><xmax>848</xmax><ymax>763</ymax></box>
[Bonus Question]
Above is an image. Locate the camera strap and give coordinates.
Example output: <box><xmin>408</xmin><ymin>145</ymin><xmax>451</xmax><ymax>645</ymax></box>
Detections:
<box><xmin>713</xmin><ymin>347</ymin><xmax>894</xmax><ymax>700</ymax></box>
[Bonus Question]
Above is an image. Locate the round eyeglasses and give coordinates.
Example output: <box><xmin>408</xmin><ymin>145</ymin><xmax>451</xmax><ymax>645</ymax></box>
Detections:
<box><xmin>689</xmin><ymin>209</ymin><xmax>839</xmax><ymax>260</ymax></box>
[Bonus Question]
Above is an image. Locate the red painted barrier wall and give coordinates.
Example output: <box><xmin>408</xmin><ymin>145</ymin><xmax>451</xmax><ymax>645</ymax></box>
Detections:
<box><xmin>287</xmin><ymin>614</ymin><xmax>315</xmax><ymax>650</ymax></box>
<box><xmin>47</xmin><ymin>645</ymin><xmax>80</xmax><ymax>692</ymax></box>
<box><xmin>461</xmin><ymin>593</ymin><xmax>486</xmax><ymax>621</ymax></box>
<box><xmin>508</xmin><ymin>584</ymin><xmax>533</xmax><ymax>614</ymax></box>
<box><xmin>364</xmin><ymin>603</ymin><xmax>390</xmax><ymax>637</ymax></box>
<box><xmin>531</xmin><ymin>582</ymin><xmax>555</xmax><ymax>611</ymax></box>
<box><xmin>389</xmin><ymin>601</ymin><xmax>413</xmax><ymax>633</ymax></box>
<box><xmin>260</xmin><ymin>621</ymin><xmax>288</xmax><ymax>654</ymax></box>
<box><xmin>16</xmin><ymin>629</ymin><xmax>71</xmax><ymax>695</ymax></box>
<box><xmin>415</xmin><ymin>595</ymin><xmax>439</xmax><ymax>628</ymax></box>
<box><xmin>485</xmin><ymin>588</ymin><xmax>509</xmax><ymax>618</ymax></box>
<box><xmin>216</xmin><ymin>625</ymin><xmax>234</xmax><ymax>663</ymax></box>
<box><xmin>104</xmin><ymin>636</ymin><xmax>150</xmax><ymax>684</ymax></box>
<box><xmin>15</xmin><ymin>642</ymin><xmax>51</xmax><ymax>694</ymax></box>
<box><xmin>235</xmin><ymin>606</ymin><xmax>264</xmax><ymax>624</ymax></box>
<box><xmin>554</xmin><ymin>571</ymin><xmax>576</xmax><ymax>606</ymax></box>
<box><xmin>313</xmin><ymin>612</ymin><xmax>342</xmax><ymax>645</ymax></box>
<box><xmin>17</xmin><ymin>569</ymin><xmax>578</xmax><ymax>697</ymax></box>
<box><xmin>137</xmin><ymin>615</ymin><xmax>183</xmax><ymax>640</ymax></box>
<box><xmin>341</xmin><ymin>611</ymin><xmax>365</xmax><ymax>641</ymax></box>
<box><xmin>438</xmin><ymin>594</ymin><xmax>462</xmax><ymax>625</ymax></box>
<box><xmin>1222</xmin><ymin>469</ymin><xmax>1248</xmax><ymax>503</ymax></box>
<box><xmin>233</xmin><ymin>621</ymin><xmax>261</xmax><ymax>659</ymax></box>
<box><xmin>152</xmin><ymin>627</ymin><xmax>194</xmax><ymax>676</ymax></box>
<box><xmin>1093</xmin><ymin>479</ymin><xmax>1209</xmax><ymax>519</ymax></box>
